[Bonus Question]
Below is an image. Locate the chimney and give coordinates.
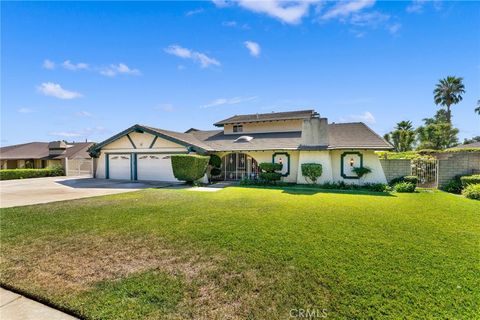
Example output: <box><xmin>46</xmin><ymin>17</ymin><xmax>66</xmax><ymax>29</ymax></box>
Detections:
<box><xmin>48</xmin><ymin>141</ymin><xmax>67</xmax><ymax>156</ymax></box>
<box><xmin>300</xmin><ymin>117</ymin><xmax>329</xmax><ymax>147</ymax></box>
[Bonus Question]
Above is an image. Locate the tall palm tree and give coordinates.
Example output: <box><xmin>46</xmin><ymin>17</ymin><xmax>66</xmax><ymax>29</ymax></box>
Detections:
<box><xmin>433</xmin><ymin>76</ymin><xmax>465</xmax><ymax>124</ymax></box>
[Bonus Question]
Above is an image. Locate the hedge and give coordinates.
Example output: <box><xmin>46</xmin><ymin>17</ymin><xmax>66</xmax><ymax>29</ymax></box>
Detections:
<box><xmin>171</xmin><ymin>154</ymin><xmax>210</xmax><ymax>184</ymax></box>
<box><xmin>394</xmin><ymin>182</ymin><xmax>416</xmax><ymax>193</ymax></box>
<box><xmin>259</xmin><ymin>163</ymin><xmax>282</xmax><ymax>172</ymax></box>
<box><xmin>0</xmin><ymin>166</ymin><xmax>64</xmax><ymax>180</ymax></box>
<box><xmin>462</xmin><ymin>184</ymin><xmax>480</xmax><ymax>200</ymax></box>
<box><xmin>460</xmin><ymin>175</ymin><xmax>480</xmax><ymax>187</ymax></box>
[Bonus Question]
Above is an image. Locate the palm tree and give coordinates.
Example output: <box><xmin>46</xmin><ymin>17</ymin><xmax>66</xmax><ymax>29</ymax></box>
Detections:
<box><xmin>433</xmin><ymin>76</ymin><xmax>465</xmax><ymax>123</ymax></box>
<box><xmin>475</xmin><ymin>99</ymin><xmax>480</xmax><ymax>115</ymax></box>
<box><xmin>391</xmin><ymin>120</ymin><xmax>416</xmax><ymax>152</ymax></box>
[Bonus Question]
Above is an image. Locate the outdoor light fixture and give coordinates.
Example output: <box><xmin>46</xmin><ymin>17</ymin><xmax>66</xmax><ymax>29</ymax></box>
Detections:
<box><xmin>350</xmin><ymin>158</ymin><xmax>354</xmax><ymax>167</ymax></box>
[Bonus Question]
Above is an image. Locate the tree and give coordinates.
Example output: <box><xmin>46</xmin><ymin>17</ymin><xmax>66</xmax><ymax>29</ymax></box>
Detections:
<box><xmin>384</xmin><ymin>120</ymin><xmax>416</xmax><ymax>152</ymax></box>
<box><xmin>433</xmin><ymin>76</ymin><xmax>465</xmax><ymax>124</ymax></box>
<box><xmin>475</xmin><ymin>99</ymin><xmax>480</xmax><ymax>115</ymax></box>
<box><xmin>462</xmin><ymin>136</ymin><xmax>480</xmax><ymax>145</ymax></box>
<box><xmin>416</xmin><ymin>114</ymin><xmax>459</xmax><ymax>150</ymax></box>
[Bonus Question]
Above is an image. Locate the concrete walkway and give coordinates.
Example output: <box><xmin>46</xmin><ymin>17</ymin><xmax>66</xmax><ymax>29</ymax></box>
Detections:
<box><xmin>0</xmin><ymin>288</ymin><xmax>77</xmax><ymax>320</ymax></box>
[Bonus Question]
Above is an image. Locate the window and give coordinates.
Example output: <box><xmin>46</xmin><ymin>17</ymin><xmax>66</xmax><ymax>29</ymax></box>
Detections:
<box><xmin>233</xmin><ymin>124</ymin><xmax>243</xmax><ymax>133</ymax></box>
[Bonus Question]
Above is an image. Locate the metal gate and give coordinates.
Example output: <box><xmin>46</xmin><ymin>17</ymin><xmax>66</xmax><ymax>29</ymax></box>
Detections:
<box><xmin>67</xmin><ymin>158</ymin><xmax>93</xmax><ymax>176</ymax></box>
<box><xmin>411</xmin><ymin>159</ymin><xmax>438</xmax><ymax>188</ymax></box>
<box><xmin>221</xmin><ymin>153</ymin><xmax>259</xmax><ymax>180</ymax></box>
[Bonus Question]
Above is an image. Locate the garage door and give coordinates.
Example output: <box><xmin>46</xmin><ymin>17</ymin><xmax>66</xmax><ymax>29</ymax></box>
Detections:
<box><xmin>137</xmin><ymin>154</ymin><xmax>177</xmax><ymax>182</ymax></box>
<box><xmin>108</xmin><ymin>154</ymin><xmax>131</xmax><ymax>180</ymax></box>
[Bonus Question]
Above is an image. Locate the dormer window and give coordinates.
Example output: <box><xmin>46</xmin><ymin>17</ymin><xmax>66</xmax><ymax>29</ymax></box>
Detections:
<box><xmin>233</xmin><ymin>124</ymin><xmax>243</xmax><ymax>133</ymax></box>
<box><xmin>234</xmin><ymin>136</ymin><xmax>253</xmax><ymax>142</ymax></box>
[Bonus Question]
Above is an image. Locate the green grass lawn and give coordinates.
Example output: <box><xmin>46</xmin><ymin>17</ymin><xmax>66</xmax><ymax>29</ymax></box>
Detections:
<box><xmin>1</xmin><ymin>187</ymin><xmax>479</xmax><ymax>319</ymax></box>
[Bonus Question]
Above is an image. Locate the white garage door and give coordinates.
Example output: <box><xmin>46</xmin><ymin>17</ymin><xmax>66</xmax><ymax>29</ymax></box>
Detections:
<box><xmin>108</xmin><ymin>154</ymin><xmax>131</xmax><ymax>180</ymax></box>
<box><xmin>137</xmin><ymin>154</ymin><xmax>177</xmax><ymax>182</ymax></box>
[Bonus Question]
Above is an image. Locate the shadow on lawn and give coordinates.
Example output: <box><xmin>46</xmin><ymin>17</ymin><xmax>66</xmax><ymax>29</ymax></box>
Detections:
<box><xmin>238</xmin><ymin>185</ymin><xmax>396</xmax><ymax>197</ymax></box>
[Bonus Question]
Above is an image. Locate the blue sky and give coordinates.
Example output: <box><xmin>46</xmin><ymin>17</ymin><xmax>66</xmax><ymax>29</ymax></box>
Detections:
<box><xmin>1</xmin><ymin>0</ymin><xmax>479</xmax><ymax>146</ymax></box>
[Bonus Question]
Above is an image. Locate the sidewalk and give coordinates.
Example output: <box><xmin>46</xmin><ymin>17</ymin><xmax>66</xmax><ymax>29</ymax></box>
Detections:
<box><xmin>0</xmin><ymin>288</ymin><xmax>77</xmax><ymax>320</ymax></box>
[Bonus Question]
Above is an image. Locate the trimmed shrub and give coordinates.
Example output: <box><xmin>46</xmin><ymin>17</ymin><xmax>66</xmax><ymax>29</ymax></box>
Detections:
<box><xmin>171</xmin><ymin>155</ymin><xmax>209</xmax><ymax>184</ymax></box>
<box><xmin>259</xmin><ymin>163</ymin><xmax>282</xmax><ymax>172</ymax></box>
<box><xmin>0</xmin><ymin>166</ymin><xmax>65</xmax><ymax>180</ymax></box>
<box><xmin>352</xmin><ymin>166</ymin><xmax>372</xmax><ymax>178</ymax></box>
<box><xmin>394</xmin><ymin>182</ymin><xmax>416</xmax><ymax>193</ymax></box>
<box><xmin>259</xmin><ymin>172</ymin><xmax>282</xmax><ymax>183</ymax></box>
<box><xmin>440</xmin><ymin>176</ymin><xmax>463</xmax><ymax>194</ymax></box>
<box><xmin>208</xmin><ymin>154</ymin><xmax>222</xmax><ymax>168</ymax></box>
<box><xmin>210</xmin><ymin>167</ymin><xmax>222</xmax><ymax>177</ymax></box>
<box><xmin>462</xmin><ymin>184</ymin><xmax>480</xmax><ymax>200</ymax></box>
<box><xmin>301</xmin><ymin>163</ymin><xmax>323</xmax><ymax>184</ymax></box>
<box><xmin>460</xmin><ymin>175</ymin><xmax>480</xmax><ymax>187</ymax></box>
<box><xmin>403</xmin><ymin>175</ymin><xmax>419</xmax><ymax>185</ymax></box>
<box><xmin>389</xmin><ymin>175</ymin><xmax>418</xmax><ymax>186</ymax></box>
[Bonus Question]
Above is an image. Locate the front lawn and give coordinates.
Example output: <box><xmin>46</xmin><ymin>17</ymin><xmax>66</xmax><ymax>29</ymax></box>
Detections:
<box><xmin>1</xmin><ymin>187</ymin><xmax>479</xmax><ymax>319</ymax></box>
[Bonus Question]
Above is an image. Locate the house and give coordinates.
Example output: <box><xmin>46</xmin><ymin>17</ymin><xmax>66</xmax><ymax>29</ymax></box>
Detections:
<box><xmin>90</xmin><ymin>110</ymin><xmax>393</xmax><ymax>184</ymax></box>
<box><xmin>0</xmin><ymin>141</ymin><xmax>94</xmax><ymax>175</ymax></box>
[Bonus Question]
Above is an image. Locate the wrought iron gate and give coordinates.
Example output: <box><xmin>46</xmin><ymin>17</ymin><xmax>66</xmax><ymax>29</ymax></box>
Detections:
<box><xmin>411</xmin><ymin>159</ymin><xmax>438</xmax><ymax>188</ymax></box>
<box><xmin>221</xmin><ymin>153</ymin><xmax>259</xmax><ymax>180</ymax></box>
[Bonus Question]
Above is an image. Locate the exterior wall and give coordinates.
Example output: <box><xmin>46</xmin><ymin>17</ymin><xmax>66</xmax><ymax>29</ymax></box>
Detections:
<box><xmin>223</xmin><ymin>120</ymin><xmax>303</xmax><ymax>135</ymax></box>
<box><xmin>330</xmin><ymin>150</ymin><xmax>387</xmax><ymax>184</ymax></box>
<box><xmin>437</xmin><ymin>152</ymin><xmax>480</xmax><ymax>187</ymax></box>
<box><xmin>379</xmin><ymin>159</ymin><xmax>411</xmax><ymax>183</ymax></box>
<box><xmin>296</xmin><ymin>151</ymin><xmax>333</xmax><ymax>184</ymax></box>
<box><xmin>95</xmin><ymin>131</ymin><xmax>188</xmax><ymax>179</ymax></box>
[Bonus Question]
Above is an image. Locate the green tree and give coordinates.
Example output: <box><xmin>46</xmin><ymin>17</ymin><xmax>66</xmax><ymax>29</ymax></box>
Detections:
<box><xmin>433</xmin><ymin>76</ymin><xmax>465</xmax><ymax>123</ymax></box>
<box><xmin>475</xmin><ymin>99</ymin><xmax>480</xmax><ymax>115</ymax></box>
<box><xmin>462</xmin><ymin>136</ymin><xmax>480</xmax><ymax>145</ymax></box>
<box><xmin>416</xmin><ymin>111</ymin><xmax>459</xmax><ymax>150</ymax></box>
<box><xmin>384</xmin><ymin>120</ymin><xmax>416</xmax><ymax>152</ymax></box>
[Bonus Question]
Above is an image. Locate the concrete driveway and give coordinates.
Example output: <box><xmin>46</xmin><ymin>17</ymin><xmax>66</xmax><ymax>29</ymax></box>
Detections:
<box><xmin>0</xmin><ymin>176</ymin><xmax>176</xmax><ymax>208</ymax></box>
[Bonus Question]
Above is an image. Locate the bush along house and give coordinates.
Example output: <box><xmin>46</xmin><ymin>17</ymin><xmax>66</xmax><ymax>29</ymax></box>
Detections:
<box><xmin>89</xmin><ymin>110</ymin><xmax>393</xmax><ymax>184</ymax></box>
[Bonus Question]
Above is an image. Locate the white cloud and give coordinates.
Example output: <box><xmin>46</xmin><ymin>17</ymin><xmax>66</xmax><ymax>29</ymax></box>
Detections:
<box><xmin>18</xmin><ymin>107</ymin><xmax>34</xmax><ymax>114</ymax></box>
<box><xmin>62</xmin><ymin>60</ymin><xmax>89</xmax><ymax>71</ymax></box>
<box><xmin>244</xmin><ymin>41</ymin><xmax>261</xmax><ymax>57</ymax></box>
<box><xmin>49</xmin><ymin>131</ymin><xmax>83</xmax><ymax>138</ymax></box>
<box><xmin>164</xmin><ymin>45</ymin><xmax>220</xmax><ymax>68</ymax></box>
<box><xmin>388</xmin><ymin>23</ymin><xmax>402</xmax><ymax>34</ymax></box>
<box><xmin>186</xmin><ymin>8</ymin><xmax>204</xmax><ymax>16</ymax></box>
<box><xmin>43</xmin><ymin>59</ymin><xmax>55</xmax><ymax>70</ymax></box>
<box><xmin>155</xmin><ymin>104</ymin><xmax>174</xmax><ymax>112</ymax></box>
<box><xmin>321</xmin><ymin>0</ymin><xmax>376</xmax><ymax>20</ymax></box>
<box><xmin>37</xmin><ymin>82</ymin><xmax>82</xmax><ymax>100</ymax></box>
<box><xmin>100</xmin><ymin>63</ymin><xmax>141</xmax><ymax>77</ymax></box>
<box><xmin>406</xmin><ymin>0</ymin><xmax>427</xmax><ymax>13</ymax></box>
<box><xmin>49</xmin><ymin>126</ymin><xmax>106</xmax><ymax>138</ymax></box>
<box><xmin>236</xmin><ymin>0</ymin><xmax>320</xmax><ymax>24</ymax></box>
<box><xmin>75</xmin><ymin>111</ymin><xmax>93</xmax><ymax>117</ymax></box>
<box><xmin>222</xmin><ymin>20</ymin><xmax>237</xmax><ymax>27</ymax></box>
<box><xmin>201</xmin><ymin>96</ymin><xmax>257</xmax><ymax>108</ymax></box>
<box><xmin>349</xmin><ymin>11</ymin><xmax>389</xmax><ymax>27</ymax></box>
<box><xmin>340</xmin><ymin>111</ymin><xmax>376</xmax><ymax>125</ymax></box>
<box><xmin>211</xmin><ymin>0</ymin><xmax>231</xmax><ymax>8</ymax></box>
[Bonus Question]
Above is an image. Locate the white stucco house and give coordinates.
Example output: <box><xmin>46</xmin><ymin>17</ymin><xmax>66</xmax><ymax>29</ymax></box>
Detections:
<box><xmin>90</xmin><ymin>110</ymin><xmax>393</xmax><ymax>184</ymax></box>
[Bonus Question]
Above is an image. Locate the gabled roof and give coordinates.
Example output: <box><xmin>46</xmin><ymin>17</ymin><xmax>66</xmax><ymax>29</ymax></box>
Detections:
<box><xmin>453</xmin><ymin>141</ymin><xmax>480</xmax><ymax>149</ymax></box>
<box><xmin>327</xmin><ymin>123</ymin><xmax>392</xmax><ymax>150</ymax></box>
<box><xmin>90</xmin><ymin>121</ymin><xmax>392</xmax><ymax>154</ymax></box>
<box><xmin>214</xmin><ymin>110</ymin><xmax>317</xmax><ymax>127</ymax></box>
<box><xmin>0</xmin><ymin>142</ymin><xmax>94</xmax><ymax>160</ymax></box>
<box><xmin>89</xmin><ymin>124</ymin><xmax>214</xmax><ymax>155</ymax></box>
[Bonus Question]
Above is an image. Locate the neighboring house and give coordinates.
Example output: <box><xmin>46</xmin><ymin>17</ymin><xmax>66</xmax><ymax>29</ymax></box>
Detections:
<box><xmin>90</xmin><ymin>110</ymin><xmax>393</xmax><ymax>184</ymax></box>
<box><xmin>0</xmin><ymin>141</ymin><xmax>94</xmax><ymax>175</ymax></box>
<box><xmin>454</xmin><ymin>141</ymin><xmax>480</xmax><ymax>149</ymax></box>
